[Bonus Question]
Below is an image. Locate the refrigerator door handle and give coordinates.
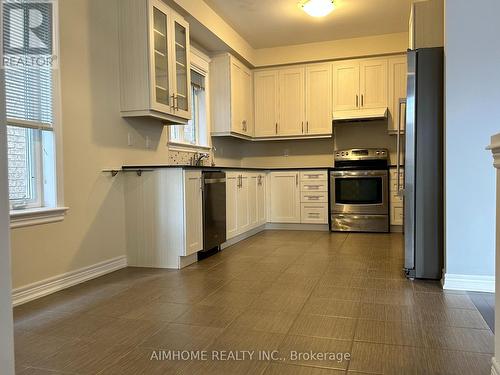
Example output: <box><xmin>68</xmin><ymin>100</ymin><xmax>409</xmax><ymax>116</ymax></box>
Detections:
<box><xmin>397</xmin><ymin>98</ymin><xmax>406</xmax><ymax>197</ymax></box>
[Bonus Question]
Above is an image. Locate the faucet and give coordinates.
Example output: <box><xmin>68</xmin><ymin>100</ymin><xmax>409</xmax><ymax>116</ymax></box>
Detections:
<box><xmin>193</xmin><ymin>152</ymin><xmax>209</xmax><ymax>166</ymax></box>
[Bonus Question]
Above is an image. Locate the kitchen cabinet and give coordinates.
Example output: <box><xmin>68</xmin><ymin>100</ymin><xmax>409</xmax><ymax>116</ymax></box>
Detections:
<box><xmin>211</xmin><ymin>54</ymin><xmax>254</xmax><ymax>138</ymax></box>
<box><xmin>388</xmin><ymin>56</ymin><xmax>408</xmax><ymax>134</ymax></box>
<box><xmin>305</xmin><ymin>64</ymin><xmax>333</xmax><ymax>135</ymax></box>
<box><xmin>389</xmin><ymin>168</ymin><xmax>404</xmax><ymax>227</ymax></box>
<box><xmin>237</xmin><ymin>174</ymin><xmax>251</xmax><ymax>234</ymax></box>
<box><xmin>359</xmin><ymin>59</ymin><xmax>388</xmax><ymax>109</ymax></box>
<box><xmin>332</xmin><ymin>60</ymin><xmax>360</xmax><ymax>111</ymax></box>
<box><xmin>300</xmin><ymin>170</ymin><xmax>328</xmax><ymax>224</ymax></box>
<box><xmin>256</xmin><ymin>173</ymin><xmax>267</xmax><ymax>225</ymax></box>
<box><xmin>279</xmin><ymin>67</ymin><xmax>306</xmax><ymax>136</ymax></box>
<box><xmin>409</xmin><ymin>0</ymin><xmax>444</xmax><ymax>49</ymax></box>
<box><xmin>269</xmin><ymin>171</ymin><xmax>301</xmax><ymax>223</ymax></box>
<box><xmin>124</xmin><ymin>169</ymin><xmax>202</xmax><ymax>269</ymax></box>
<box><xmin>226</xmin><ymin>173</ymin><xmax>239</xmax><ymax>239</ymax></box>
<box><xmin>184</xmin><ymin>171</ymin><xmax>204</xmax><ymax>254</ymax></box>
<box><xmin>118</xmin><ymin>0</ymin><xmax>191</xmax><ymax>124</ymax></box>
<box><xmin>254</xmin><ymin>64</ymin><xmax>332</xmax><ymax>139</ymax></box>
<box><xmin>333</xmin><ymin>58</ymin><xmax>388</xmax><ymax>116</ymax></box>
<box><xmin>226</xmin><ymin>171</ymin><xmax>262</xmax><ymax>240</ymax></box>
<box><xmin>254</xmin><ymin>70</ymin><xmax>280</xmax><ymax>137</ymax></box>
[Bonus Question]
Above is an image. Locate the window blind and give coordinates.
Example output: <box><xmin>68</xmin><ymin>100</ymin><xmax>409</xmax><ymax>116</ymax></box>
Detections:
<box><xmin>3</xmin><ymin>1</ymin><xmax>54</xmax><ymax>130</ymax></box>
<box><xmin>191</xmin><ymin>70</ymin><xmax>205</xmax><ymax>90</ymax></box>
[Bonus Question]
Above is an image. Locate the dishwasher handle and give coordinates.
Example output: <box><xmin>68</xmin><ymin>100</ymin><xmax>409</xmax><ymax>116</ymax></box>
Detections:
<box><xmin>204</xmin><ymin>178</ymin><xmax>226</xmax><ymax>184</ymax></box>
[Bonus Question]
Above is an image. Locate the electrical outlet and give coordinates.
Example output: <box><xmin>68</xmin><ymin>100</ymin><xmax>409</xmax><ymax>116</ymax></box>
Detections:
<box><xmin>145</xmin><ymin>136</ymin><xmax>151</xmax><ymax>149</ymax></box>
<box><xmin>284</xmin><ymin>149</ymin><xmax>289</xmax><ymax>157</ymax></box>
<box><xmin>127</xmin><ymin>133</ymin><xmax>133</xmax><ymax>147</ymax></box>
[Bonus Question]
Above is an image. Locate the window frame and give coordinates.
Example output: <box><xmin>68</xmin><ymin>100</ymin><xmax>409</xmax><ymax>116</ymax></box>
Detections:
<box><xmin>168</xmin><ymin>47</ymin><xmax>211</xmax><ymax>153</ymax></box>
<box><xmin>3</xmin><ymin>1</ymin><xmax>68</xmax><ymax>228</ymax></box>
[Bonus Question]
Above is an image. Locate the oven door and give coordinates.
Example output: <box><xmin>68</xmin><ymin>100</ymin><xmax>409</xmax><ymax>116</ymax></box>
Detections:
<box><xmin>330</xmin><ymin>170</ymin><xmax>389</xmax><ymax>215</ymax></box>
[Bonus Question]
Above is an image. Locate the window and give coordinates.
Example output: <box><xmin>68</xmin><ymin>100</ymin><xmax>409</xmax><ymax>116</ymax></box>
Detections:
<box><xmin>169</xmin><ymin>51</ymin><xmax>210</xmax><ymax>150</ymax></box>
<box><xmin>2</xmin><ymin>0</ymin><xmax>66</xmax><ymax>226</ymax></box>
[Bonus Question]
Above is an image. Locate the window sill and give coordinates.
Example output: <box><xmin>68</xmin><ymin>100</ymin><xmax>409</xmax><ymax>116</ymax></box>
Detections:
<box><xmin>168</xmin><ymin>142</ymin><xmax>211</xmax><ymax>153</ymax></box>
<box><xmin>10</xmin><ymin>207</ymin><xmax>69</xmax><ymax>229</ymax></box>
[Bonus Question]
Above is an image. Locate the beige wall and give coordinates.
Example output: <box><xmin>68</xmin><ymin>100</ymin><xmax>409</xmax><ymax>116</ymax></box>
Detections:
<box><xmin>1</xmin><ymin>69</ymin><xmax>15</xmax><ymax>374</ymax></box>
<box><xmin>254</xmin><ymin>32</ymin><xmax>408</xmax><ymax>67</ymax></box>
<box><xmin>237</xmin><ymin>121</ymin><xmax>398</xmax><ymax>169</ymax></box>
<box><xmin>10</xmin><ymin>0</ymin><xmax>201</xmax><ymax>289</ymax></box>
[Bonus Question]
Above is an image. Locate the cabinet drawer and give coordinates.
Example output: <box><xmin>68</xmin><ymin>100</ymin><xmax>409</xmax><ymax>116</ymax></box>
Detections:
<box><xmin>301</xmin><ymin>191</ymin><xmax>328</xmax><ymax>203</ymax></box>
<box><xmin>390</xmin><ymin>193</ymin><xmax>404</xmax><ymax>205</ymax></box>
<box><xmin>391</xmin><ymin>205</ymin><xmax>404</xmax><ymax>226</ymax></box>
<box><xmin>390</xmin><ymin>180</ymin><xmax>404</xmax><ymax>192</ymax></box>
<box><xmin>301</xmin><ymin>203</ymin><xmax>328</xmax><ymax>224</ymax></box>
<box><xmin>300</xmin><ymin>180</ymin><xmax>328</xmax><ymax>192</ymax></box>
<box><xmin>300</xmin><ymin>170</ymin><xmax>327</xmax><ymax>181</ymax></box>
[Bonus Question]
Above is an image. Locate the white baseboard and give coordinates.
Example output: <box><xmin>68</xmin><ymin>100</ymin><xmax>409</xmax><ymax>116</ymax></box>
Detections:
<box><xmin>221</xmin><ymin>225</ymin><xmax>266</xmax><ymax>249</ymax></box>
<box><xmin>12</xmin><ymin>256</ymin><xmax>127</xmax><ymax>307</ymax></box>
<box><xmin>492</xmin><ymin>357</ymin><xmax>500</xmax><ymax>375</ymax></box>
<box><xmin>442</xmin><ymin>273</ymin><xmax>495</xmax><ymax>293</ymax></box>
<box><xmin>265</xmin><ymin>223</ymin><xmax>330</xmax><ymax>231</ymax></box>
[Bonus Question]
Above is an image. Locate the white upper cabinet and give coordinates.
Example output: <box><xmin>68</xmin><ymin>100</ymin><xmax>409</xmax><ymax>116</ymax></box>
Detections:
<box><xmin>359</xmin><ymin>58</ymin><xmax>388</xmax><ymax>109</ymax></box>
<box><xmin>305</xmin><ymin>63</ymin><xmax>333</xmax><ymax>135</ymax></box>
<box><xmin>170</xmin><ymin>13</ymin><xmax>191</xmax><ymax>119</ymax></box>
<box><xmin>211</xmin><ymin>54</ymin><xmax>254</xmax><ymax>138</ymax></box>
<box><xmin>253</xmin><ymin>64</ymin><xmax>332</xmax><ymax>139</ymax></box>
<box><xmin>279</xmin><ymin>67</ymin><xmax>306</xmax><ymax>137</ymax></box>
<box><xmin>388</xmin><ymin>56</ymin><xmax>408</xmax><ymax>134</ymax></box>
<box><xmin>332</xmin><ymin>60</ymin><xmax>360</xmax><ymax>111</ymax></box>
<box><xmin>409</xmin><ymin>0</ymin><xmax>444</xmax><ymax>49</ymax></box>
<box><xmin>333</xmin><ymin>58</ymin><xmax>388</xmax><ymax>116</ymax></box>
<box><xmin>118</xmin><ymin>0</ymin><xmax>191</xmax><ymax>124</ymax></box>
<box><xmin>254</xmin><ymin>70</ymin><xmax>280</xmax><ymax>137</ymax></box>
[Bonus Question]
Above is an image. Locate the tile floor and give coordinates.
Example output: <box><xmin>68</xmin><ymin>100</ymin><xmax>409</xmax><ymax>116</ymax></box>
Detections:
<box><xmin>13</xmin><ymin>231</ymin><xmax>494</xmax><ymax>374</ymax></box>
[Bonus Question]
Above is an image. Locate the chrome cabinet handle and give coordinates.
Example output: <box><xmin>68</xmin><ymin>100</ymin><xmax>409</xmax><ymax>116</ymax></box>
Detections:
<box><xmin>356</xmin><ymin>95</ymin><xmax>359</xmax><ymax>108</ymax></box>
<box><xmin>361</xmin><ymin>94</ymin><xmax>364</xmax><ymax>107</ymax></box>
<box><xmin>170</xmin><ymin>94</ymin><xmax>175</xmax><ymax>110</ymax></box>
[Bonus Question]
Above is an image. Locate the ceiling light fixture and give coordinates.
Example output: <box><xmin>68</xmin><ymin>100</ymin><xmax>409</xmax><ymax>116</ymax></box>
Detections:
<box><xmin>299</xmin><ymin>0</ymin><xmax>335</xmax><ymax>17</ymax></box>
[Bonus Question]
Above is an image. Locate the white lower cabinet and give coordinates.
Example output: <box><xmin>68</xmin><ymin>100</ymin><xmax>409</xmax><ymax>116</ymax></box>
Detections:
<box><xmin>124</xmin><ymin>169</ymin><xmax>203</xmax><ymax>269</ymax></box>
<box><xmin>301</xmin><ymin>203</ymin><xmax>328</xmax><ymax>224</ymax></box>
<box><xmin>226</xmin><ymin>171</ymin><xmax>266</xmax><ymax>240</ymax></box>
<box><xmin>269</xmin><ymin>170</ymin><xmax>329</xmax><ymax>224</ymax></box>
<box><xmin>389</xmin><ymin>168</ymin><xmax>404</xmax><ymax>226</ymax></box>
<box><xmin>300</xmin><ymin>170</ymin><xmax>328</xmax><ymax>224</ymax></box>
<box><xmin>269</xmin><ymin>171</ymin><xmax>301</xmax><ymax>223</ymax></box>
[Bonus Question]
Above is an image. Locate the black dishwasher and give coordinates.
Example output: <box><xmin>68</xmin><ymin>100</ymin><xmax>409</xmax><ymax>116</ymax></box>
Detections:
<box><xmin>199</xmin><ymin>171</ymin><xmax>226</xmax><ymax>259</ymax></box>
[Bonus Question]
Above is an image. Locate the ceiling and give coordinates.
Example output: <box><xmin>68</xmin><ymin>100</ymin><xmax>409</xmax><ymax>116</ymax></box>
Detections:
<box><xmin>203</xmin><ymin>0</ymin><xmax>411</xmax><ymax>49</ymax></box>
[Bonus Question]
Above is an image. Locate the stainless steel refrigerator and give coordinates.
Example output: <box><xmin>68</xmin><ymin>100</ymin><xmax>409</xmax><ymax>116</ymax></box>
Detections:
<box><xmin>401</xmin><ymin>47</ymin><xmax>444</xmax><ymax>279</ymax></box>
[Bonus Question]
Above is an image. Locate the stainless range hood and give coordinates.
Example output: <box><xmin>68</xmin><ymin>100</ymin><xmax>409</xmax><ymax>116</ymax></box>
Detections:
<box><xmin>333</xmin><ymin>107</ymin><xmax>388</xmax><ymax>123</ymax></box>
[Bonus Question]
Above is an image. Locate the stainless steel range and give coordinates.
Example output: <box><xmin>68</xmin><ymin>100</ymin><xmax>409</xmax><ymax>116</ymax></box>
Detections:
<box><xmin>330</xmin><ymin>148</ymin><xmax>389</xmax><ymax>233</ymax></box>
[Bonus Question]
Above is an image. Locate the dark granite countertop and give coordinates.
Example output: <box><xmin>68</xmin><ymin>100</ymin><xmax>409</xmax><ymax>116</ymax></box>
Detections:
<box><xmin>122</xmin><ymin>165</ymin><xmax>333</xmax><ymax>171</ymax></box>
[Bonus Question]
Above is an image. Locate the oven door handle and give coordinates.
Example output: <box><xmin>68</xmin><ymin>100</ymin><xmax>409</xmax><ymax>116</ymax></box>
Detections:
<box><xmin>331</xmin><ymin>171</ymin><xmax>387</xmax><ymax>178</ymax></box>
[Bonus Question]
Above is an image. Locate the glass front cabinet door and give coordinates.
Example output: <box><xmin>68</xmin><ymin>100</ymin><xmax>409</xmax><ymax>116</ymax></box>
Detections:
<box><xmin>170</xmin><ymin>13</ymin><xmax>191</xmax><ymax>120</ymax></box>
<box><xmin>118</xmin><ymin>0</ymin><xmax>191</xmax><ymax>123</ymax></box>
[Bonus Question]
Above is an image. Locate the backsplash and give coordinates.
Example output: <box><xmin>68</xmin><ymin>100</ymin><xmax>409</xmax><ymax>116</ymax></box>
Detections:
<box><xmin>168</xmin><ymin>150</ymin><xmax>214</xmax><ymax>166</ymax></box>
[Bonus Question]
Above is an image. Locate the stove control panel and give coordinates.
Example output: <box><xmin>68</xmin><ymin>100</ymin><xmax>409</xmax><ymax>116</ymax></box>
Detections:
<box><xmin>334</xmin><ymin>148</ymin><xmax>388</xmax><ymax>161</ymax></box>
